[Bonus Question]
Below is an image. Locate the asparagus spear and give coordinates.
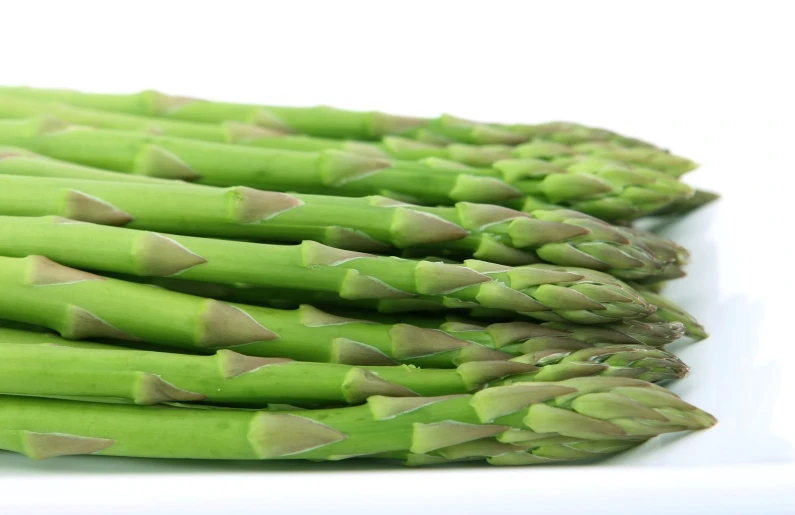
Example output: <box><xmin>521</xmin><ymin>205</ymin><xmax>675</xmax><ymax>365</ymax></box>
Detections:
<box><xmin>0</xmin><ymin>377</ymin><xmax>715</xmax><ymax>462</ymax></box>
<box><xmin>636</xmin><ymin>289</ymin><xmax>709</xmax><ymax>340</ymax></box>
<box><xmin>0</xmin><ymin>117</ymin><xmax>524</xmax><ymax>205</ymax></box>
<box><xmin>320</xmin><ymin>312</ymin><xmax>686</xmax><ymax>349</ymax></box>
<box><xmin>0</xmin><ymin>98</ymin><xmax>694</xmax><ymax>220</ymax></box>
<box><xmin>497</xmin><ymin>158</ymin><xmax>695</xmax><ymax>221</ymax></box>
<box><xmin>0</xmin><ymin>146</ymin><xmax>692</xmax><ymax>228</ymax></box>
<box><xmin>651</xmin><ymin>189</ymin><xmax>720</xmax><ymax>217</ymax></box>
<box><xmin>0</xmin><ymin>93</ymin><xmax>291</xmax><ymax>142</ymax></box>
<box><xmin>376</xmin><ymin>137</ymin><xmax>697</xmax><ymax>176</ymax></box>
<box><xmin>0</xmin><ymin>215</ymin><xmax>656</xmax><ymax>322</ymax></box>
<box><xmin>0</xmin><ymin>146</ymin><xmax>188</xmax><ymax>185</ymax></box>
<box><xmin>0</xmin><ymin>87</ymin><xmax>659</xmax><ymax>149</ymax></box>
<box><xmin>0</xmin><ymin>326</ymin><xmax>120</xmax><ymax>349</ymax></box>
<box><xmin>0</xmin><ymin>254</ymin><xmax>521</xmax><ymax>368</ymax></box>
<box><xmin>0</xmin><ymin>92</ymin><xmax>695</xmax><ymax>187</ymax></box>
<box><xmin>0</xmin><ymin>174</ymin><xmax>683</xmax><ymax>279</ymax></box>
<box><xmin>0</xmin><ymin>339</ymin><xmax>687</xmax><ymax>406</ymax></box>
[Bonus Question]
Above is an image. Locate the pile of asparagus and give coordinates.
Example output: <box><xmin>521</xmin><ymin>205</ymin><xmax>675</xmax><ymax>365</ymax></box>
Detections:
<box><xmin>0</xmin><ymin>87</ymin><xmax>717</xmax><ymax>466</ymax></box>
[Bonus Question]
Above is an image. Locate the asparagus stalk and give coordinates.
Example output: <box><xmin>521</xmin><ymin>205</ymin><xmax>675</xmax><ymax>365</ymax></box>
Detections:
<box><xmin>0</xmin><ymin>216</ymin><xmax>657</xmax><ymax>322</ymax></box>
<box><xmin>0</xmin><ymin>92</ymin><xmax>694</xmax><ymax>190</ymax></box>
<box><xmin>497</xmin><ymin>158</ymin><xmax>694</xmax><ymax>221</ymax></box>
<box><xmin>320</xmin><ymin>312</ymin><xmax>686</xmax><ymax>349</ymax></box>
<box><xmin>0</xmin><ymin>87</ymin><xmax>661</xmax><ymax>149</ymax></box>
<box><xmin>85</xmin><ymin>274</ymin><xmax>687</xmax><ymax>347</ymax></box>
<box><xmin>0</xmin><ymin>340</ymin><xmax>687</xmax><ymax>407</ymax></box>
<box><xmin>651</xmin><ymin>189</ymin><xmax>720</xmax><ymax>216</ymax></box>
<box><xmin>0</xmin><ymin>97</ymin><xmax>694</xmax><ymax>219</ymax></box>
<box><xmin>376</xmin><ymin>137</ymin><xmax>697</xmax><ymax>176</ymax></box>
<box><xmin>0</xmin><ymin>93</ymin><xmax>291</xmax><ymax>142</ymax></box>
<box><xmin>0</xmin><ymin>117</ymin><xmax>524</xmax><ymax>205</ymax></box>
<box><xmin>0</xmin><ymin>255</ymin><xmax>520</xmax><ymax>367</ymax></box>
<box><xmin>0</xmin><ymin>146</ymin><xmax>187</xmax><ymax>185</ymax></box>
<box><xmin>0</xmin><ymin>174</ymin><xmax>683</xmax><ymax>279</ymax></box>
<box><xmin>0</xmin><ymin>377</ymin><xmax>715</xmax><ymax>462</ymax></box>
<box><xmin>636</xmin><ymin>289</ymin><xmax>709</xmax><ymax>340</ymax></box>
<box><xmin>0</xmin><ymin>326</ymin><xmax>121</xmax><ymax>349</ymax></box>
<box><xmin>0</xmin><ymin>146</ymin><xmax>692</xmax><ymax>228</ymax></box>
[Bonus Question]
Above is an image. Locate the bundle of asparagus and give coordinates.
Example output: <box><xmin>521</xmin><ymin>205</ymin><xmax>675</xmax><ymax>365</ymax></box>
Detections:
<box><xmin>0</xmin><ymin>87</ymin><xmax>716</xmax><ymax>466</ymax></box>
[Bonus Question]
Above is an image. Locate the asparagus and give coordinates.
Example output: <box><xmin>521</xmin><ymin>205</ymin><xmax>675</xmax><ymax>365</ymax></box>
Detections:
<box><xmin>0</xmin><ymin>376</ymin><xmax>715</xmax><ymax>462</ymax></box>
<box><xmin>0</xmin><ymin>146</ymin><xmax>187</xmax><ymax>185</ymax></box>
<box><xmin>0</xmin><ymin>339</ymin><xmax>687</xmax><ymax>407</ymax></box>
<box><xmin>651</xmin><ymin>189</ymin><xmax>720</xmax><ymax>216</ymax></box>
<box><xmin>0</xmin><ymin>98</ymin><xmax>694</xmax><ymax>220</ymax></box>
<box><xmin>90</xmin><ymin>274</ymin><xmax>687</xmax><ymax>349</ymax></box>
<box><xmin>0</xmin><ymin>92</ymin><xmax>696</xmax><ymax>189</ymax></box>
<box><xmin>0</xmin><ymin>117</ymin><xmax>524</xmax><ymax>205</ymax></box>
<box><xmin>0</xmin><ymin>87</ymin><xmax>659</xmax><ymax>148</ymax></box>
<box><xmin>0</xmin><ymin>254</ymin><xmax>522</xmax><ymax>368</ymax></box>
<box><xmin>0</xmin><ymin>326</ymin><xmax>120</xmax><ymax>349</ymax></box>
<box><xmin>0</xmin><ymin>215</ymin><xmax>658</xmax><ymax>322</ymax></box>
<box><xmin>321</xmin><ymin>312</ymin><xmax>686</xmax><ymax>349</ymax></box>
<box><xmin>0</xmin><ymin>93</ymin><xmax>292</xmax><ymax>142</ymax></box>
<box><xmin>0</xmin><ymin>174</ymin><xmax>683</xmax><ymax>279</ymax></box>
<box><xmin>375</xmin><ymin>137</ymin><xmax>697</xmax><ymax>176</ymax></box>
<box><xmin>496</xmin><ymin>159</ymin><xmax>694</xmax><ymax>221</ymax></box>
<box><xmin>637</xmin><ymin>289</ymin><xmax>708</xmax><ymax>340</ymax></box>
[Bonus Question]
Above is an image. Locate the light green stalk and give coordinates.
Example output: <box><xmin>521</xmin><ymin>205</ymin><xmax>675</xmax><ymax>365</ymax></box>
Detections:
<box><xmin>83</xmin><ymin>274</ymin><xmax>687</xmax><ymax>347</ymax></box>
<box><xmin>651</xmin><ymin>189</ymin><xmax>720</xmax><ymax>216</ymax></box>
<box><xmin>0</xmin><ymin>87</ymin><xmax>663</xmax><ymax>149</ymax></box>
<box><xmin>0</xmin><ymin>255</ymin><xmax>519</xmax><ymax>368</ymax></box>
<box><xmin>0</xmin><ymin>117</ymin><xmax>523</xmax><ymax>205</ymax></box>
<box><xmin>636</xmin><ymin>289</ymin><xmax>708</xmax><ymax>340</ymax></box>
<box><xmin>376</xmin><ymin>136</ymin><xmax>697</xmax><ymax>176</ymax></box>
<box><xmin>496</xmin><ymin>158</ymin><xmax>695</xmax><ymax>220</ymax></box>
<box><xmin>0</xmin><ymin>376</ymin><xmax>715</xmax><ymax>462</ymax></box>
<box><xmin>0</xmin><ymin>146</ymin><xmax>189</xmax><ymax>185</ymax></box>
<box><xmin>0</xmin><ymin>96</ymin><xmax>694</xmax><ymax>218</ymax></box>
<box><xmin>0</xmin><ymin>339</ymin><xmax>687</xmax><ymax>407</ymax></box>
<box><xmin>319</xmin><ymin>312</ymin><xmax>687</xmax><ymax>349</ymax></box>
<box><xmin>0</xmin><ymin>326</ymin><xmax>119</xmax><ymax>349</ymax></box>
<box><xmin>0</xmin><ymin>216</ymin><xmax>657</xmax><ymax>323</ymax></box>
<box><xmin>0</xmin><ymin>173</ymin><xmax>683</xmax><ymax>279</ymax></box>
<box><xmin>431</xmin><ymin>139</ymin><xmax>698</xmax><ymax>177</ymax></box>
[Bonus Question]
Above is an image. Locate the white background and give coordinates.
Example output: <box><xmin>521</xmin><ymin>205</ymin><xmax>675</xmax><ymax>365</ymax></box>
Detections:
<box><xmin>1</xmin><ymin>0</ymin><xmax>794</xmax><ymax>513</ymax></box>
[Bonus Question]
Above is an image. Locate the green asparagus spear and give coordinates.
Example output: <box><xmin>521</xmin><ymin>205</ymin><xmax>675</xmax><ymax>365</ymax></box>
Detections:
<box><xmin>636</xmin><ymin>289</ymin><xmax>709</xmax><ymax>340</ymax></box>
<box><xmin>508</xmin><ymin>140</ymin><xmax>698</xmax><ymax>177</ymax></box>
<box><xmin>0</xmin><ymin>97</ymin><xmax>694</xmax><ymax>220</ymax></box>
<box><xmin>0</xmin><ymin>173</ymin><xmax>682</xmax><ymax>279</ymax></box>
<box><xmin>0</xmin><ymin>87</ymin><xmax>661</xmax><ymax>149</ymax></box>
<box><xmin>0</xmin><ymin>339</ymin><xmax>687</xmax><ymax>406</ymax></box>
<box><xmin>0</xmin><ymin>326</ymin><xmax>121</xmax><ymax>349</ymax></box>
<box><xmin>0</xmin><ymin>216</ymin><xmax>656</xmax><ymax>322</ymax></box>
<box><xmin>375</xmin><ymin>136</ymin><xmax>697</xmax><ymax>176</ymax></box>
<box><xmin>651</xmin><ymin>189</ymin><xmax>720</xmax><ymax>216</ymax></box>
<box><xmin>0</xmin><ymin>146</ymin><xmax>190</xmax><ymax>185</ymax></box>
<box><xmin>0</xmin><ymin>117</ymin><xmax>524</xmax><ymax>205</ymax></box>
<box><xmin>0</xmin><ymin>92</ymin><xmax>695</xmax><ymax>190</ymax></box>
<box><xmin>0</xmin><ymin>376</ymin><xmax>715</xmax><ymax>462</ymax></box>
<box><xmin>0</xmin><ymin>255</ymin><xmax>520</xmax><ymax>367</ymax></box>
<box><xmin>317</xmin><ymin>312</ymin><xmax>686</xmax><ymax>349</ymax></box>
<box><xmin>496</xmin><ymin>158</ymin><xmax>695</xmax><ymax>220</ymax></box>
